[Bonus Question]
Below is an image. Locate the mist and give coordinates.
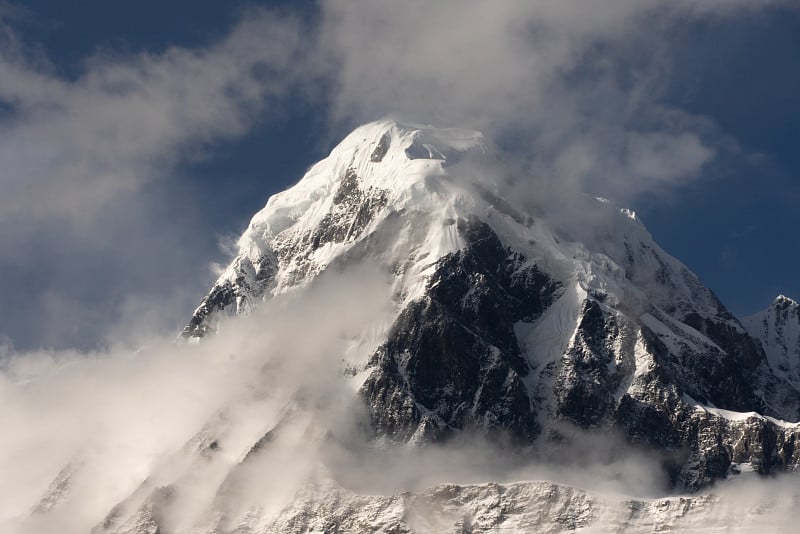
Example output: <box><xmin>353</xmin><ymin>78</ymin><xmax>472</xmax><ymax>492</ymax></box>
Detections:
<box><xmin>2</xmin><ymin>261</ymin><xmax>799</xmax><ymax>532</ymax></box>
<box><xmin>0</xmin><ymin>264</ymin><xmax>394</xmax><ymax>533</ymax></box>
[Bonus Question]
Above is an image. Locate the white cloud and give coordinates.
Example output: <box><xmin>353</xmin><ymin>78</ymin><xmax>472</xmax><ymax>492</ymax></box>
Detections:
<box><xmin>315</xmin><ymin>0</ymin><xmax>790</xmax><ymax>204</ymax></box>
<box><xmin>0</xmin><ymin>7</ymin><xmax>312</xmax><ymax>349</ymax></box>
<box><xmin>0</xmin><ymin>7</ymin><xmax>306</xmax><ymax>225</ymax></box>
<box><xmin>0</xmin><ymin>263</ymin><xmax>394</xmax><ymax>533</ymax></box>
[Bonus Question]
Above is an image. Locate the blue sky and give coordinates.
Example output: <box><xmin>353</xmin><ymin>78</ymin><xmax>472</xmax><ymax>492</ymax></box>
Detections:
<box><xmin>645</xmin><ymin>11</ymin><xmax>800</xmax><ymax>314</ymax></box>
<box><xmin>0</xmin><ymin>0</ymin><xmax>797</xmax><ymax>350</ymax></box>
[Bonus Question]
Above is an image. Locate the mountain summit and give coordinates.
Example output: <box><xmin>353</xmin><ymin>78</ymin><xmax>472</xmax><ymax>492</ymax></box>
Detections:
<box><xmin>32</xmin><ymin>121</ymin><xmax>799</xmax><ymax>533</ymax></box>
<box><xmin>183</xmin><ymin>120</ymin><xmax>800</xmax><ymax>485</ymax></box>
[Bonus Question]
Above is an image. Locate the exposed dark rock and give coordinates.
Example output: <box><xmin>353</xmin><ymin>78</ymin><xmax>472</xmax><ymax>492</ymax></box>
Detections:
<box><xmin>683</xmin><ymin>312</ymin><xmax>763</xmax><ymax>372</ymax></box>
<box><xmin>181</xmin><ymin>252</ymin><xmax>277</xmax><ymax>338</ymax></box>
<box><xmin>361</xmin><ymin>217</ymin><xmax>561</xmax><ymax>443</ymax></box>
<box><xmin>370</xmin><ymin>131</ymin><xmax>392</xmax><ymax>162</ymax></box>
<box><xmin>354</xmin><ymin>215</ymin><xmax>800</xmax><ymax>490</ymax></box>
<box><xmin>181</xmin><ymin>281</ymin><xmax>236</xmax><ymax>338</ymax></box>
<box><xmin>555</xmin><ymin>300</ymin><xmax>623</xmax><ymax>427</ymax></box>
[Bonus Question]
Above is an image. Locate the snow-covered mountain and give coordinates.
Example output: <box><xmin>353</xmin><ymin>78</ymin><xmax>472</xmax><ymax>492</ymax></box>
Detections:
<box><xmin>744</xmin><ymin>295</ymin><xmax>800</xmax><ymax>400</ymax></box>
<box><xmin>182</xmin><ymin>120</ymin><xmax>800</xmax><ymax>478</ymax></box>
<box><xmin>26</xmin><ymin>121</ymin><xmax>800</xmax><ymax>533</ymax></box>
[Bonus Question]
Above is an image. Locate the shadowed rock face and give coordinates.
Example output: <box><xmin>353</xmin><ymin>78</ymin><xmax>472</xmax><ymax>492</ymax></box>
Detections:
<box><xmin>351</xmin><ymin>219</ymin><xmax>799</xmax><ymax>490</ymax></box>
<box><xmin>554</xmin><ymin>300</ymin><xmax>626</xmax><ymax>427</ymax></box>
<box><xmin>361</xmin><ymin>218</ymin><xmax>562</xmax><ymax>443</ymax></box>
<box><xmin>351</xmin><ymin>218</ymin><xmax>800</xmax><ymax>489</ymax></box>
<box><xmin>179</xmin><ymin>227</ymin><xmax>800</xmax><ymax>492</ymax></box>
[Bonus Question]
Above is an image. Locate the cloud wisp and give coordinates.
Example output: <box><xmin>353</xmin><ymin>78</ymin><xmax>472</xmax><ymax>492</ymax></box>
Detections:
<box><xmin>0</xmin><ymin>6</ymin><xmax>308</xmax><ymax>224</ymax></box>
<box><xmin>0</xmin><ymin>6</ymin><xmax>314</xmax><ymax>349</ymax></box>
<box><xmin>0</xmin><ymin>264</ymin><xmax>394</xmax><ymax>533</ymax></box>
<box><xmin>316</xmin><ymin>0</ymin><xmax>792</xmax><ymax>203</ymax></box>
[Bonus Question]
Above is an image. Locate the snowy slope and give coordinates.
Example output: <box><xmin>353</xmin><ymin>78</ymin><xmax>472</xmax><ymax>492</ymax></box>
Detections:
<box><xmin>744</xmin><ymin>295</ymin><xmax>800</xmax><ymax>393</ymax></box>
<box><xmin>182</xmin><ymin>121</ymin><xmax>487</xmax><ymax>338</ymax></box>
<box><xmin>265</xmin><ymin>477</ymin><xmax>799</xmax><ymax>534</ymax></box>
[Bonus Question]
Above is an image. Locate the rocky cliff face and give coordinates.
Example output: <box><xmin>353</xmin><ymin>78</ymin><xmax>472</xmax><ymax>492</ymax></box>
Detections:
<box><xmin>362</xmin><ymin>217</ymin><xmax>562</xmax><ymax>444</ymax></box>
<box><xmin>31</xmin><ymin>121</ymin><xmax>800</xmax><ymax>532</ymax></box>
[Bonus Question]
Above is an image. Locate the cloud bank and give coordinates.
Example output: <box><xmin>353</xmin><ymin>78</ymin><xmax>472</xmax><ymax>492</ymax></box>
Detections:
<box><xmin>2</xmin><ymin>265</ymin><xmax>799</xmax><ymax>533</ymax></box>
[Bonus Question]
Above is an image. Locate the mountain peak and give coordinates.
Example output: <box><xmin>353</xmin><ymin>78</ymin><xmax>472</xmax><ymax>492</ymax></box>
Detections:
<box><xmin>184</xmin><ymin>121</ymin><xmax>492</xmax><ymax>338</ymax></box>
<box><xmin>340</xmin><ymin>119</ymin><xmax>485</xmax><ymax>153</ymax></box>
<box><xmin>41</xmin><ymin>121</ymin><xmax>800</xmax><ymax>532</ymax></box>
<box><xmin>774</xmin><ymin>294</ymin><xmax>798</xmax><ymax>307</ymax></box>
<box><xmin>328</xmin><ymin>119</ymin><xmax>486</xmax><ymax>177</ymax></box>
<box><xmin>179</xmin><ymin>121</ymin><xmax>800</xmax><ymax>494</ymax></box>
<box><xmin>743</xmin><ymin>293</ymin><xmax>800</xmax><ymax>399</ymax></box>
<box><xmin>186</xmin><ymin>121</ymin><xmax>752</xmax><ymax>351</ymax></box>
